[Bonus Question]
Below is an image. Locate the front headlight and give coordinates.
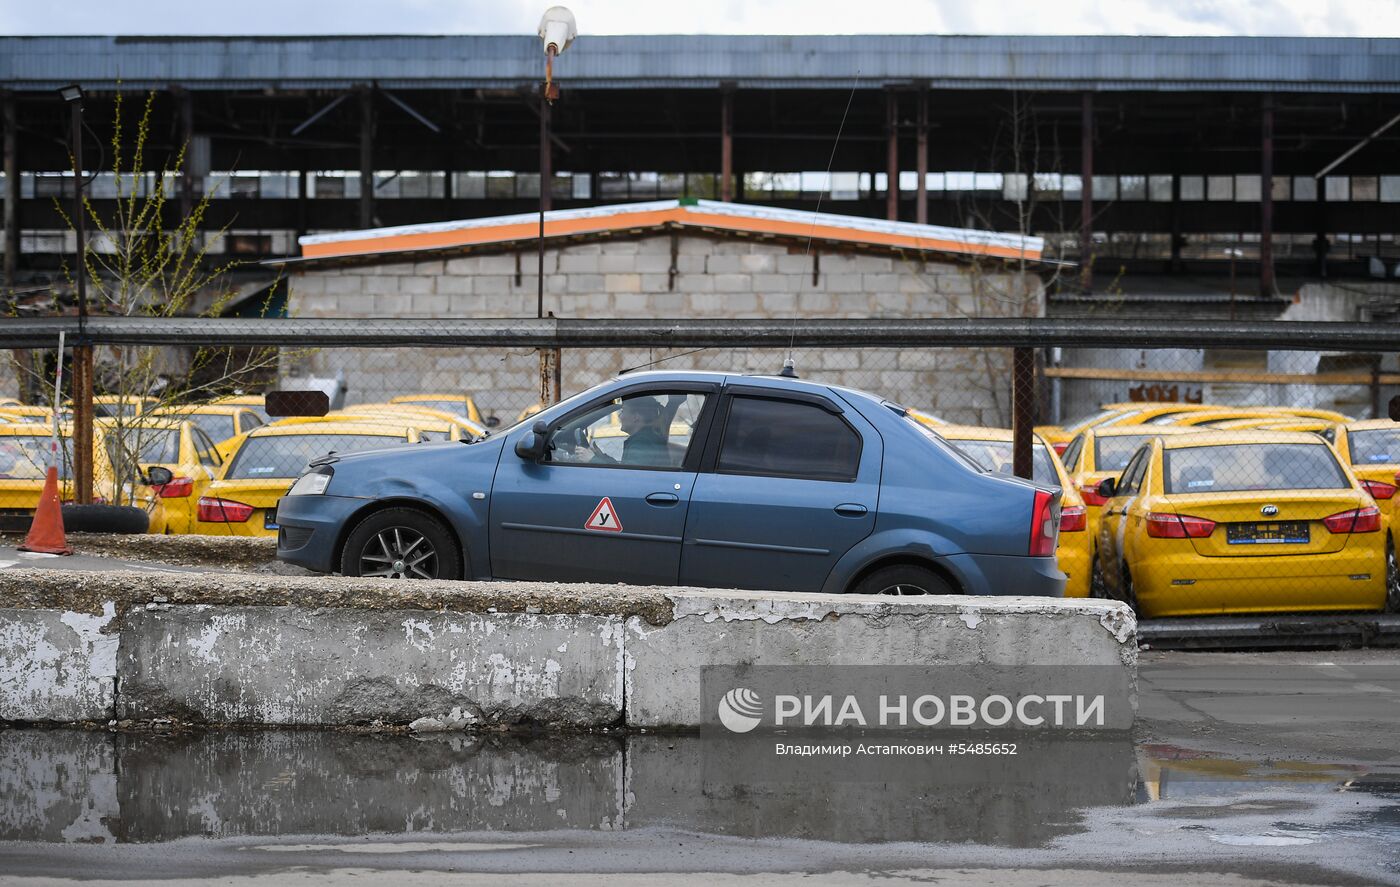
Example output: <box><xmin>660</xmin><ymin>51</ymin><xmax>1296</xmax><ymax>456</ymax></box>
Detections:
<box><xmin>287</xmin><ymin>469</ymin><xmax>333</xmax><ymax>496</ymax></box>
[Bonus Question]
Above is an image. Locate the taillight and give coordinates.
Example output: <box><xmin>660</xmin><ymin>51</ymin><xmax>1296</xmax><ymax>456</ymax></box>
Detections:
<box><xmin>157</xmin><ymin>476</ymin><xmax>195</xmax><ymax>498</ymax></box>
<box><xmin>1079</xmin><ymin>483</ymin><xmax>1108</xmax><ymax>507</ymax></box>
<box><xmin>1029</xmin><ymin>489</ymin><xmax>1058</xmax><ymax>557</ymax></box>
<box><xmin>1361</xmin><ymin>479</ymin><xmax>1396</xmax><ymax>501</ymax></box>
<box><xmin>197</xmin><ymin>496</ymin><xmax>255</xmax><ymax>523</ymax></box>
<box><xmin>1059</xmin><ymin>504</ymin><xmax>1087</xmax><ymax>533</ymax></box>
<box><xmin>1322</xmin><ymin>505</ymin><xmax>1381</xmax><ymax>534</ymax></box>
<box><xmin>1052</xmin><ymin>442</ymin><xmax>1069</xmax><ymax>456</ymax></box>
<box><xmin>1146</xmin><ymin>512</ymin><xmax>1217</xmax><ymax>539</ymax></box>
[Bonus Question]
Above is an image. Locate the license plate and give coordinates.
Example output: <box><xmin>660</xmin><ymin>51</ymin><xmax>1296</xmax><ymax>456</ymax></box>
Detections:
<box><xmin>263</xmin><ymin>509</ymin><xmax>278</xmax><ymax>530</ymax></box>
<box><xmin>1227</xmin><ymin>521</ymin><xmax>1309</xmax><ymax>545</ymax></box>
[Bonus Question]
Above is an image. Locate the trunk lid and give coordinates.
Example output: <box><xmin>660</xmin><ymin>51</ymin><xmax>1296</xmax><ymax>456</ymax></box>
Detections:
<box><xmin>1162</xmin><ymin>489</ymin><xmax>1371</xmax><ymax>557</ymax></box>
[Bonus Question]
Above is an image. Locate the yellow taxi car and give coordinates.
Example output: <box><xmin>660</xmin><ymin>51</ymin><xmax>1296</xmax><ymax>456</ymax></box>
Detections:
<box><xmin>194</xmin><ymin>422</ymin><xmax>421</xmax><ymax>536</ymax></box>
<box><xmin>388</xmin><ymin>393</ymin><xmax>485</xmax><ymax>425</ymax></box>
<box><xmin>333</xmin><ymin>404</ymin><xmax>488</xmax><ymax>441</ymax></box>
<box><xmin>1036</xmin><ymin>403</ymin><xmax>1216</xmax><ymax>454</ymax></box>
<box><xmin>0</xmin><ymin>423</ymin><xmax>160</xmax><ymax>532</ymax></box>
<box><xmin>0</xmin><ymin>405</ymin><xmax>56</xmax><ymax>423</ymax></box>
<box><xmin>1328</xmin><ymin>419</ymin><xmax>1400</xmax><ymax>545</ymax></box>
<box><xmin>147</xmin><ymin>403</ymin><xmax>266</xmax><ymax>447</ymax></box>
<box><xmin>1093</xmin><ymin>431</ymin><xmax>1395</xmax><ymax>617</ymax></box>
<box><xmin>931</xmin><ymin>424</ymin><xmax>1090</xmax><ymax>598</ymax></box>
<box><xmin>213</xmin><ymin>394</ymin><xmax>269</xmax><ymax>423</ymax></box>
<box><xmin>1146</xmin><ymin>406</ymin><xmax>1351</xmax><ymax>428</ymax></box>
<box><xmin>100</xmin><ymin>417</ymin><xmax>227</xmax><ymax>534</ymax></box>
<box><xmin>1059</xmin><ymin>425</ymin><xmax>1196</xmax><ymax>543</ymax></box>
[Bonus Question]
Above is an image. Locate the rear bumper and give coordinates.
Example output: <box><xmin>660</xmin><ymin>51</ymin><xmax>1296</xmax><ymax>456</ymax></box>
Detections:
<box><xmin>274</xmin><ymin>493</ymin><xmax>368</xmax><ymax>573</ymax></box>
<box><xmin>1132</xmin><ymin>544</ymin><xmax>1387</xmax><ymax>617</ymax></box>
<box><xmin>944</xmin><ymin>552</ymin><xmax>1066</xmax><ymax>597</ymax></box>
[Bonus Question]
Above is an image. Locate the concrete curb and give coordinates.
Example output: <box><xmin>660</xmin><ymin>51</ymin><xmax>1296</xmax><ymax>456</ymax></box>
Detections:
<box><xmin>1</xmin><ymin>570</ymin><xmax>1137</xmax><ymax>731</ymax></box>
<box><xmin>60</xmin><ymin>533</ymin><xmax>278</xmax><ymax>571</ymax></box>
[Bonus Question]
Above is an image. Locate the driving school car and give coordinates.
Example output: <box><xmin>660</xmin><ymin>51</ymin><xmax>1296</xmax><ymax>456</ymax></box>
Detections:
<box><xmin>276</xmin><ymin>371</ymin><xmax>1066</xmax><ymax>596</ymax></box>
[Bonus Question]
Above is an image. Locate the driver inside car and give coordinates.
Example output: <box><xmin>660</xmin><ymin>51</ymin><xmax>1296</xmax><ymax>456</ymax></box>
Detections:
<box><xmin>566</xmin><ymin>396</ymin><xmax>670</xmax><ymax>466</ymax></box>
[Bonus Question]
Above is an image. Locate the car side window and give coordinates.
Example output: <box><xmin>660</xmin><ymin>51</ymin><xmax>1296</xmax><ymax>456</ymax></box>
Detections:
<box><xmin>1117</xmin><ymin>449</ymin><xmax>1148</xmax><ymax>497</ymax></box>
<box><xmin>192</xmin><ymin>427</ymin><xmax>222</xmax><ymax>468</ymax></box>
<box><xmin>545</xmin><ymin>391</ymin><xmax>709</xmax><ymax>470</ymax></box>
<box><xmin>1061</xmin><ymin>434</ymin><xmax>1085</xmax><ymax>471</ymax></box>
<box><xmin>716</xmin><ymin>396</ymin><xmax>861</xmax><ymax>482</ymax></box>
<box><xmin>240</xmin><ymin>412</ymin><xmax>263</xmax><ymax>434</ymax></box>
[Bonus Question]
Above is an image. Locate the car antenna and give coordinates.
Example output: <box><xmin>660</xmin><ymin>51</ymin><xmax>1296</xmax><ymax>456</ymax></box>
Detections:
<box><xmin>786</xmin><ymin>68</ymin><xmax>860</xmax><ymax>374</ymax></box>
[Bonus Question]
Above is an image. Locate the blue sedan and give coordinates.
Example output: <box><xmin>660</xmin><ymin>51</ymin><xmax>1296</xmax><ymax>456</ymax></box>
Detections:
<box><xmin>275</xmin><ymin>371</ymin><xmax>1065</xmax><ymax>596</ymax></box>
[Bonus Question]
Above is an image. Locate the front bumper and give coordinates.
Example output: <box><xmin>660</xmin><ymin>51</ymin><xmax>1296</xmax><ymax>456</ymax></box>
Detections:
<box><xmin>274</xmin><ymin>493</ymin><xmax>369</xmax><ymax>573</ymax></box>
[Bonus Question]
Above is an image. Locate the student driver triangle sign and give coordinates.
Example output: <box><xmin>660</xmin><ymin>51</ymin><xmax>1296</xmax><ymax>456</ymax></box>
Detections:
<box><xmin>585</xmin><ymin>497</ymin><xmax>623</xmax><ymax>532</ymax></box>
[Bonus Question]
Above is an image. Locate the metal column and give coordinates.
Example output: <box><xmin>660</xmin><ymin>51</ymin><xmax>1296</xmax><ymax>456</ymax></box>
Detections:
<box><xmin>359</xmin><ymin>88</ymin><xmax>374</xmax><ymax>229</ymax></box>
<box><xmin>3</xmin><ymin>92</ymin><xmax>17</xmax><ymax>292</ymax></box>
<box><xmin>177</xmin><ymin>90</ymin><xmax>194</xmax><ymax>224</ymax></box>
<box><xmin>1079</xmin><ymin>92</ymin><xmax>1094</xmax><ymax>293</ymax></box>
<box><xmin>720</xmin><ymin>90</ymin><xmax>733</xmax><ymax>202</ymax></box>
<box><xmin>1012</xmin><ymin>348</ymin><xmax>1035</xmax><ymax>481</ymax></box>
<box><xmin>1259</xmin><ymin>95</ymin><xmax>1275</xmax><ymax>297</ymax></box>
<box><xmin>915</xmin><ymin>89</ymin><xmax>928</xmax><ymax>225</ymax></box>
<box><xmin>68</xmin><ymin>98</ymin><xmax>92</xmax><ymax>504</ymax></box>
<box><xmin>885</xmin><ymin>89</ymin><xmax>898</xmax><ymax>221</ymax></box>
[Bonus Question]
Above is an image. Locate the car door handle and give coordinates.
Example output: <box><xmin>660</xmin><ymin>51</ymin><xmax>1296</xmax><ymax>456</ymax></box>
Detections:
<box><xmin>834</xmin><ymin>503</ymin><xmax>868</xmax><ymax>517</ymax></box>
<box><xmin>645</xmin><ymin>492</ymin><xmax>680</xmax><ymax>506</ymax></box>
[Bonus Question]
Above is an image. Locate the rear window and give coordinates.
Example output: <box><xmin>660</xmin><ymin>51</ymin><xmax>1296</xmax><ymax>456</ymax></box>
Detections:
<box><xmin>1350</xmin><ymin>429</ymin><xmax>1400</xmax><ymax>465</ymax></box>
<box><xmin>1094</xmin><ymin>434</ymin><xmax>1161</xmax><ymax>472</ymax></box>
<box><xmin>0</xmin><ymin>435</ymin><xmax>72</xmax><ymax>479</ymax></box>
<box><xmin>226</xmin><ymin>433</ymin><xmax>406</xmax><ymax>480</ymax></box>
<box><xmin>948</xmin><ymin>439</ymin><xmax>1058</xmax><ymax>486</ymax></box>
<box><xmin>1164</xmin><ymin>444</ymin><xmax>1350</xmax><ymax>494</ymax></box>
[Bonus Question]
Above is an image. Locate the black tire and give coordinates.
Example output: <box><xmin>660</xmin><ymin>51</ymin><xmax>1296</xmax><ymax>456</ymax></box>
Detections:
<box><xmin>339</xmin><ymin>507</ymin><xmax>461</xmax><ymax>581</ymax></box>
<box><xmin>851</xmin><ymin>564</ymin><xmax>955</xmax><ymax>596</ymax></box>
<box><xmin>60</xmin><ymin>504</ymin><xmax>149</xmax><ymax>535</ymax></box>
<box><xmin>1385</xmin><ymin>539</ymin><xmax>1399</xmax><ymax>614</ymax></box>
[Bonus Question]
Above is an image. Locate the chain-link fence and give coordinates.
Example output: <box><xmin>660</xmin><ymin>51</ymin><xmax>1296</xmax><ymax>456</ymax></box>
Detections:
<box><xmin>3</xmin><ymin>316</ymin><xmax>1398</xmax><ymax>619</ymax></box>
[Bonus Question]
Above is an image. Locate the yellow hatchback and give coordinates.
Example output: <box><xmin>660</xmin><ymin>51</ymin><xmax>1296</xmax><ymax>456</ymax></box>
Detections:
<box><xmin>1329</xmin><ymin>419</ymin><xmax>1400</xmax><ymax>547</ymax></box>
<box><xmin>1093</xmin><ymin>431</ymin><xmax>1395</xmax><ymax>617</ymax></box>
<box><xmin>194</xmin><ymin>422</ymin><xmax>421</xmax><ymax>536</ymax></box>
<box><xmin>932</xmin><ymin>424</ymin><xmax>1090</xmax><ymax>598</ymax></box>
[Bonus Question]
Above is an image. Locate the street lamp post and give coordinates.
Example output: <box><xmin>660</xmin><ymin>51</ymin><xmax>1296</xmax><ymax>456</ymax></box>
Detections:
<box><xmin>536</xmin><ymin>7</ymin><xmax>575</xmax><ymax>406</ymax></box>
<box><xmin>59</xmin><ymin>84</ymin><xmax>93</xmax><ymax>505</ymax></box>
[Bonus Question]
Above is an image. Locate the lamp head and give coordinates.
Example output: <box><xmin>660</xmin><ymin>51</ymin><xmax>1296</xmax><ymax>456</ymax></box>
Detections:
<box><xmin>538</xmin><ymin>6</ymin><xmax>577</xmax><ymax>56</ymax></box>
<box><xmin>58</xmin><ymin>84</ymin><xmax>84</xmax><ymax>104</ymax></box>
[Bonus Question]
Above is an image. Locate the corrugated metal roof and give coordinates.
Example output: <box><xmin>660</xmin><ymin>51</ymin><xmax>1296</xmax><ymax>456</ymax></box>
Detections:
<box><xmin>2</xmin><ymin>35</ymin><xmax>1397</xmax><ymax>93</ymax></box>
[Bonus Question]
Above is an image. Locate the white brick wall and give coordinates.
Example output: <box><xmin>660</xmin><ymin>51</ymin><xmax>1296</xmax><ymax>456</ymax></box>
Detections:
<box><xmin>285</xmin><ymin>233</ymin><xmax>1044</xmax><ymax>427</ymax></box>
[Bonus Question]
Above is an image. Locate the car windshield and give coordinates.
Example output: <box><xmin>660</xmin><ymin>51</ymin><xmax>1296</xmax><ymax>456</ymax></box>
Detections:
<box><xmin>1350</xmin><ymin>428</ymin><xmax>1400</xmax><ymax>465</ymax></box>
<box><xmin>1164</xmin><ymin>444</ymin><xmax>1350</xmax><ymax>494</ymax></box>
<box><xmin>948</xmin><ymin>439</ymin><xmax>1058</xmax><ymax>486</ymax></box>
<box><xmin>226</xmin><ymin>433</ymin><xmax>407</xmax><ymax>479</ymax></box>
<box><xmin>0</xmin><ymin>435</ymin><xmax>73</xmax><ymax>479</ymax></box>
<box><xmin>109</xmin><ymin>428</ymin><xmax>180</xmax><ymax>465</ymax></box>
<box><xmin>1095</xmin><ymin>434</ymin><xmax>1161</xmax><ymax>471</ymax></box>
<box><xmin>1065</xmin><ymin>408</ymin><xmax>1132</xmax><ymax>435</ymax></box>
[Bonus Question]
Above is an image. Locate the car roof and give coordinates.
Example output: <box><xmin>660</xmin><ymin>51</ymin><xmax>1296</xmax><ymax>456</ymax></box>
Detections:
<box><xmin>1344</xmin><ymin>418</ymin><xmax>1400</xmax><ymax>431</ymax></box>
<box><xmin>150</xmin><ymin>404</ymin><xmax>248</xmax><ymax>416</ymax></box>
<box><xmin>1090</xmin><ymin>424</ymin><xmax>1196</xmax><ymax>437</ymax></box>
<box><xmin>1163</xmin><ymin>430</ymin><xmax>1333</xmax><ymax>448</ymax></box>
<box><xmin>0</xmin><ymin>423</ymin><xmax>67</xmax><ymax>435</ymax></box>
<box><xmin>248</xmin><ymin>421</ymin><xmax>416</xmax><ymax>438</ymax></box>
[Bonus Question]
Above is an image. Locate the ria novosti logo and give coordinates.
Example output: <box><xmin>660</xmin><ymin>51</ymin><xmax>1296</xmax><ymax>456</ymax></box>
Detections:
<box><xmin>717</xmin><ymin>687</ymin><xmax>764</xmax><ymax>733</ymax></box>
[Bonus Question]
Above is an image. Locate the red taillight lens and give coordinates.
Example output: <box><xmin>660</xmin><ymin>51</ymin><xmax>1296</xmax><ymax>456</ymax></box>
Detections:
<box><xmin>1323</xmin><ymin>505</ymin><xmax>1381</xmax><ymax>534</ymax></box>
<box><xmin>1146</xmin><ymin>512</ymin><xmax>1217</xmax><ymax>539</ymax></box>
<box><xmin>1052</xmin><ymin>442</ymin><xmax>1069</xmax><ymax>456</ymax></box>
<box><xmin>1029</xmin><ymin>489</ymin><xmax>1058</xmax><ymax>557</ymax></box>
<box><xmin>1059</xmin><ymin>504</ymin><xmax>1087</xmax><ymax>533</ymax></box>
<box><xmin>1361</xmin><ymin>479</ymin><xmax>1396</xmax><ymax>501</ymax></box>
<box><xmin>1079</xmin><ymin>483</ymin><xmax>1108</xmax><ymax>507</ymax></box>
<box><xmin>157</xmin><ymin>476</ymin><xmax>195</xmax><ymax>498</ymax></box>
<box><xmin>197</xmin><ymin>496</ymin><xmax>254</xmax><ymax>523</ymax></box>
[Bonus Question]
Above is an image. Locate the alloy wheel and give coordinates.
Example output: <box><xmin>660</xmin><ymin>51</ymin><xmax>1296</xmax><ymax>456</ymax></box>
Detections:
<box><xmin>359</xmin><ymin>526</ymin><xmax>438</xmax><ymax>579</ymax></box>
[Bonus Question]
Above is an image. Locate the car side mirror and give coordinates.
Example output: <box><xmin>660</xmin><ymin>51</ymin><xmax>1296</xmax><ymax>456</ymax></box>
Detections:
<box><xmin>1096</xmin><ymin>477</ymin><xmax>1117</xmax><ymax>500</ymax></box>
<box><xmin>144</xmin><ymin>466</ymin><xmax>174</xmax><ymax>487</ymax></box>
<box><xmin>514</xmin><ymin>420</ymin><xmax>550</xmax><ymax>462</ymax></box>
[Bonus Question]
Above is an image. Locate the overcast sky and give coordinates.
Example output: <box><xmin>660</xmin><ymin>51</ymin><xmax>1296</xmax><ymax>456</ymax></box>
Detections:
<box><xmin>2</xmin><ymin>0</ymin><xmax>1398</xmax><ymax>36</ymax></box>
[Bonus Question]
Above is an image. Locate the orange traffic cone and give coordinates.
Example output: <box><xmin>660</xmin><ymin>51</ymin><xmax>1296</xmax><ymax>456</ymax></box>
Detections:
<box><xmin>19</xmin><ymin>466</ymin><xmax>72</xmax><ymax>556</ymax></box>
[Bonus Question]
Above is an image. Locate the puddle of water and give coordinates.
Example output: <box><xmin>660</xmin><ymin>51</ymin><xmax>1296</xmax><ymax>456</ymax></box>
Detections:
<box><xmin>0</xmin><ymin>728</ymin><xmax>1396</xmax><ymax>856</ymax></box>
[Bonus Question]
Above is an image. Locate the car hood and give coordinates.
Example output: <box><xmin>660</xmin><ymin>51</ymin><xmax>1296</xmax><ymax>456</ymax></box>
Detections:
<box><xmin>321</xmin><ymin>437</ymin><xmax>505</xmax><ymax>496</ymax></box>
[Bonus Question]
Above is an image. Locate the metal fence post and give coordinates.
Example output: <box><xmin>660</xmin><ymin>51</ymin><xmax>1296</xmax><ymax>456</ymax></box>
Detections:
<box><xmin>1012</xmin><ymin>347</ymin><xmax>1035</xmax><ymax>480</ymax></box>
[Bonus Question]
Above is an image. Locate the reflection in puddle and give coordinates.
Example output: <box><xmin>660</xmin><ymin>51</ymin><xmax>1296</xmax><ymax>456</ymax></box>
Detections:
<box><xmin>1</xmin><ymin>729</ymin><xmax>1136</xmax><ymax>847</ymax></box>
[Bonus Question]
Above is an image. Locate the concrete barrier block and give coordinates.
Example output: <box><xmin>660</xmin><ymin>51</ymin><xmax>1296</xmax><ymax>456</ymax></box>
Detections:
<box><xmin>0</xmin><ymin>604</ymin><xmax>117</xmax><ymax>723</ymax></box>
<box><xmin>117</xmin><ymin>605</ymin><xmax>625</xmax><ymax>728</ymax></box>
<box><xmin>624</xmin><ymin>591</ymin><xmax>1136</xmax><ymax>729</ymax></box>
